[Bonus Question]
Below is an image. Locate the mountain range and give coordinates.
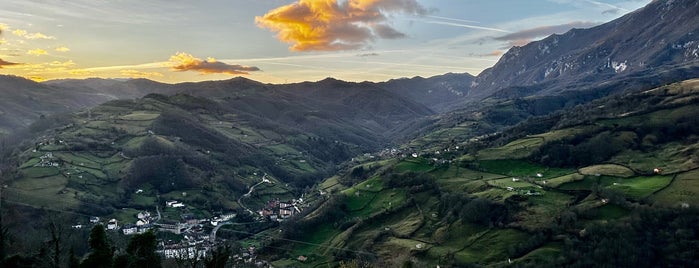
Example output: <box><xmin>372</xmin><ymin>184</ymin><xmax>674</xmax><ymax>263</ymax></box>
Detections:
<box><xmin>1</xmin><ymin>0</ymin><xmax>699</xmax><ymax>267</ymax></box>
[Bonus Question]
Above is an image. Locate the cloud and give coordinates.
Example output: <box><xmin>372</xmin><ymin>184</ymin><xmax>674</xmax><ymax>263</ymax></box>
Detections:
<box><xmin>55</xmin><ymin>46</ymin><xmax>70</xmax><ymax>52</ymax></box>
<box><xmin>0</xmin><ymin>58</ymin><xmax>20</xmax><ymax>68</ymax></box>
<box><xmin>27</xmin><ymin>48</ymin><xmax>48</xmax><ymax>56</ymax></box>
<box><xmin>69</xmin><ymin>69</ymin><xmax>94</xmax><ymax>76</ymax></box>
<box><xmin>25</xmin><ymin>32</ymin><xmax>55</xmax><ymax>40</ymax></box>
<box><xmin>120</xmin><ymin>69</ymin><xmax>163</xmax><ymax>78</ymax></box>
<box><xmin>168</xmin><ymin>52</ymin><xmax>261</xmax><ymax>75</ymax></box>
<box><xmin>424</xmin><ymin>20</ymin><xmax>511</xmax><ymax>33</ymax></box>
<box><xmin>494</xmin><ymin>21</ymin><xmax>599</xmax><ymax>45</ymax></box>
<box><xmin>28</xmin><ymin>76</ymin><xmax>46</xmax><ymax>82</ymax></box>
<box><xmin>11</xmin><ymin>29</ymin><xmax>27</xmax><ymax>37</ymax></box>
<box><xmin>48</xmin><ymin>60</ymin><xmax>76</xmax><ymax>68</ymax></box>
<box><xmin>255</xmin><ymin>0</ymin><xmax>427</xmax><ymax>51</ymax></box>
<box><xmin>0</xmin><ymin>28</ymin><xmax>22</xmax><ymax>68</ymax></box>
<box><xmin>12</xmin><ymin>29</ymin><xmax>55</xmax><ymax>40</ymax></box>
<box><xmin>485</xmin><ymin>50</ymin><xmax>504</xmax><ymax>57</ymax></box>
<box><xmin>602</xmin><ymin>8</ymin><xmax>619</xmax><ymax>14</ymax></box>
<box><xmin>357</xmin><ymin>52</ymin><xmax>380</xmax><ymax>57</ymax></box>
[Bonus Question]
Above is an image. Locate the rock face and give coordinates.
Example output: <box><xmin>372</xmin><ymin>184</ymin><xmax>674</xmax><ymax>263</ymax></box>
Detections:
<box><xmin>470</xmin><ymin>0</ymin><xmax>699</xmax><ymax>99</ymax></box>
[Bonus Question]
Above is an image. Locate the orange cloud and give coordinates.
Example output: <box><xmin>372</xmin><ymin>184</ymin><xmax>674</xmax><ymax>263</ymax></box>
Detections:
<box><xmin>27</xmin><ymin>48</ymin><xmax>48</xmax><ymax>56</ymax></box>
<box><xmin>120</xmin><ymin>69</ymin><xmax>163</xmax><ymax>78</ymax></box>
<box><xmin>168</xmin><ymin>52</ymin><xmax>260</xmax><ymax>75</ymax></box>
<box><xmin>256</xmin><ymin>0</ymin><xmax>427</xmax><ymax>51</ymax></box>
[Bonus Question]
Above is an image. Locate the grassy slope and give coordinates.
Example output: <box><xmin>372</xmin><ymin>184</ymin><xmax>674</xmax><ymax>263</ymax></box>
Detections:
<box><xmin>275</xmin><ymin>80</ymin><xmax>699</xmax><ymax>266</ymax></box>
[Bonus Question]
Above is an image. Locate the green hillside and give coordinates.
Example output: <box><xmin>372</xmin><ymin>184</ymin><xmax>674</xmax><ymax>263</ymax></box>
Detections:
<box><xmin>2</xmin><ymin>93</ymin><xmax>367</xmax><ymax>219</ymax></box>
<box><xmin>262</xmin><ymin>79</ymin><xmax>699</xmax><ymax>267</ymax></box>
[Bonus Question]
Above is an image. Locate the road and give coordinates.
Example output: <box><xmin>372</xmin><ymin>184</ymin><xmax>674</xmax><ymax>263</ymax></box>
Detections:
<box><xmin>237</xmin><ymin>174</ymin><xmax>270</xmax><ymax>216</ymax></box>
<box><xmin>209</xmin><ymin>222</ymin><xmax>232</xmax><ymax>242</ymax></box>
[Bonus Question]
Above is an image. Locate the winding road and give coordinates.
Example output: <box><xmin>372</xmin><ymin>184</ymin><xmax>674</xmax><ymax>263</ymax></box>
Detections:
<box><xmin>237</xmin><ymin>174</ymin><xmax>270</xmax><ymax>216</ymax></box>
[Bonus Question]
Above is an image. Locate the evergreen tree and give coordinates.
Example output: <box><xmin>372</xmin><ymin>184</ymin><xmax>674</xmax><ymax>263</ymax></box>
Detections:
<box><xmin>115</xmin><ymin>230</ymin><xmax>161</xmax><ymax>268</ymax></box>
<box><xmin>81</xmin><ymin>224</ymin><xmax>113</xmax><ymax>268</ymax></box>
<box><xmin>204</xmin><ymin>244</ymin><xmax>231</xmax><ymax>268</ymax></box>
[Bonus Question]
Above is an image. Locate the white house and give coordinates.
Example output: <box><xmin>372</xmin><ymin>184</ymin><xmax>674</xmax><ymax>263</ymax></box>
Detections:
<box><xmin>107</xmin><ymin>219</ymin><xmax>118</xmax><ymax>230</ymax></box>
<box><xmin>137</xmin><ymin>211</ymin><xmax>151</xmax><ymax>220</ymax></box>
<box><xmin>166</xmin><ymin>200</ymin><xmax>185</xmax><ymax>208</ymax></box>
<box><xmin>122</xmin><ymin>224</ymin><xmax>137</xmax><ymax>235</ymax></box>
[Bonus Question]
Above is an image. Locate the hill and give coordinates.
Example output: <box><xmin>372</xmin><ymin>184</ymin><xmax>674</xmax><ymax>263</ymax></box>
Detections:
<box><xmin>0</xmin><ymin>76</ymin><xmax>176</xmax><ymax>134</ymax></box>
<box><xmin>262</xmin><ymin>79</ymin><xmax>699</xmax><ymax>267</ymax></box>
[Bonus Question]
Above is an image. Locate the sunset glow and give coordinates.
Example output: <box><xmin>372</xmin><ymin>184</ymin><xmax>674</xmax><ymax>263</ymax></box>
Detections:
<box><xmin>0</xmin><ymin>0</ymin><xmax>651</xmax><ymax>83</ymax></box>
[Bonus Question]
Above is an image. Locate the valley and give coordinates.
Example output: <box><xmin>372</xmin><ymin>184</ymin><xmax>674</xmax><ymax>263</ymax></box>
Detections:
<box><xmin>1</xmin><ymin>0</ymin><xmax>698</xmax><ymax>267</ymax></box>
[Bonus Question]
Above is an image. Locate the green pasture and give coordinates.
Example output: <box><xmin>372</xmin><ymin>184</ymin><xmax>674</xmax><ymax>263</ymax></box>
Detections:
<box><xmin>651</xmin><ymin>169</ymin><xmax>699</xmax><ymax>206</ymax></box>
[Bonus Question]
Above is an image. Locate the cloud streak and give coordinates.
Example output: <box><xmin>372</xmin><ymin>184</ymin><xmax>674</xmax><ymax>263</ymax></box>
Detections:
<box><xmin>168</xmin><ymin>52</ymin><xmax>261</xmax><ymax>75</ymax></box>
<box><xmin>424</xmin><ymin>20</ymin><xmax>511</xmax><ymax>33</ymax></box>
<box><xmin>0</xmin><ymin>58</ymin><xmax>19</xmax><ymax>68</ymax></box>
<box><xmin>255</xmin><ymin>0</ymin><xmax>427</xmax><ymax>51</ymax></box>
<box><xmin>120</xmin><ymin>69</ymin><xmax>163</xmax><ymax>78</ymax></box>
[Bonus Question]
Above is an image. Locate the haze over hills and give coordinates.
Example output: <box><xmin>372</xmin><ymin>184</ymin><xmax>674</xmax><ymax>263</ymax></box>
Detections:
<box><xmin>0</xmin><ymin>76</ymin><xmax>177</xmax><ymax>134</ymax></box>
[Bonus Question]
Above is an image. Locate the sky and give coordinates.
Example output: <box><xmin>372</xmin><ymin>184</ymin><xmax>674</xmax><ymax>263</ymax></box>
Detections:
<box><xmin>0</xmin><ymin>0</ymin><xmax>652</xmax><ymax>84</ymax></box>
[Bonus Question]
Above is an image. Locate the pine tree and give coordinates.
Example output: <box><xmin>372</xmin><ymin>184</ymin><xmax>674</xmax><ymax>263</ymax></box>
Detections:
<box><xmin>80</xmin><ymin>224</ymin><xmax>113</xmax><ymax>268</ymax></box>
<box><xmin>125</xmin><ymin>230</ymin><xmax>161</xmax><ymax>268</ymax></box>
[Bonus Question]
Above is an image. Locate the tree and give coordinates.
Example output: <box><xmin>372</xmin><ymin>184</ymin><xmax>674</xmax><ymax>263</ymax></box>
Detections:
<box><xmin>68</xmin><ymin>247</ymin><xmax>80</xmax><ymax>268</ymax></box>
<box><xmin>47</xmin><ymin>216</ymin><xmax>68</xmax><ymax>268</ymax></box>
<box><xmin>81</xmin><ymin>224</ymin><xmax>113</xmax><ymax>268</ymax></box>
<box><xmin>204</xmin><ymin>244</ymin><xmax>231</xmax><ymax>268</ymax></box>
<box><xmin>115</xmin><ymin>230</ymin><xmax>161</xmax><ymax>268</ymax></box>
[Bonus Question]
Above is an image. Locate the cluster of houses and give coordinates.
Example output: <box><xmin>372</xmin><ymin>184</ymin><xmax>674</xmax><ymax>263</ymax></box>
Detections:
<box><xmin>257</xmin><ymin>198</ymin><xmax>304</xmax><ymax>221</ymax></box>
<box><xmin>121</xmin><ymin>211</ymin><xmax>155</xmax><ymax>235</ymax></box>
<box><xmin>35</xmin><ymin>152</ymin><xmax>60</xmax><ymax>167</ymax></box>
<box><xmin>232</xmin><ymin>246</ymin><xmax>265</xmax><ymax>266</ymax></box>
<box><xmin>35</xmin><ymin>137</ymin><xmax>66</xmax><ymax>148</ymax></box>
<box><xmin>159</xmin><ymin>239</ymin><xmax>211</xmax><ymax>260</ymax></box>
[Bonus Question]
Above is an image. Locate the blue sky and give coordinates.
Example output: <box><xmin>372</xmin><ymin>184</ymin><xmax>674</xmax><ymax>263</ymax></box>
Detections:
<box><xmin>0</xmin><ymin>0</ymin><xmax>651</xmax><ymax>83</ymax></box>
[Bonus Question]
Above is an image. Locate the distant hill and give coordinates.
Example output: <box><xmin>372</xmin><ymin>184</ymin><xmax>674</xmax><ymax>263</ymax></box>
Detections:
<box><xmin>0</xmin><ymin>76</ymin><xmax>175</xmax><ymax>134</ymax></box>
<box><xmin>377</xmin><ymin>73</ymin><xmax>475</xmax><ymax>113</ymax></box>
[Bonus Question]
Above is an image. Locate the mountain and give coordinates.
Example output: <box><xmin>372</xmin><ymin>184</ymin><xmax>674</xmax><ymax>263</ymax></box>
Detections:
<box><xmin>469</xmin><ymin>0</ymin><xmax>699</xmax><ymax>100</ymax></box>
<box><xmin>0</xmin><ymin>76</ymin><xmax>175</xmax><ymax>134</ymax></box>
<box><xmin>377</xmin><ymin>72</ymin><xmax>475</xmax><ymax>112</ymax></box>
<box><xmin>270</xmin><ymin>78</ymin><xmax>699</xmax><ymax>267</ymax></box>
<box><xmin>158</xmin><ymin>77</ymin><xmax>435</xmax><ymax>145</ymax></box>
<box><xmin>44</xmin><ymin>77</ymin><xmax>176</xmax><ymax>100</ymax></box>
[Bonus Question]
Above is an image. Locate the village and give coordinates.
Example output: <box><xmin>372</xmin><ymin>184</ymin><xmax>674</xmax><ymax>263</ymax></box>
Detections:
<box><xmin>70</xmin><ymin>190</ymin><xmax>307</xmax><ymax>264</ymax></box>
